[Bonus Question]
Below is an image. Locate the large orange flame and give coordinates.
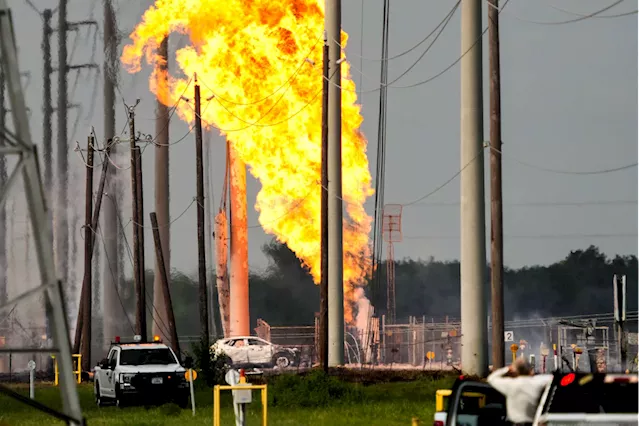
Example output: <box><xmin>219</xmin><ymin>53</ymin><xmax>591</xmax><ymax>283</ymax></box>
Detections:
<box><xmin>122</xmin><ymin>0</ymin><xmax>373</xmax><ymax>323</ymax></box>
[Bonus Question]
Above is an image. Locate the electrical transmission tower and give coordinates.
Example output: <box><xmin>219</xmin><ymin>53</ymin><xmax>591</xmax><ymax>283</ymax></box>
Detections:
<box><xmin>382</xmin><ymin>204</ymin><xmax>402</xmax><ymax>324</ymax></box>
<box><xmin>54</xmin><ymin>0</ymin><xmax>98</xmax><ymax>312</ymax></box>
<box><xmin>0</xmin><ymin>3</ymin><xmax>83</xmax><ymax>423</ymax></box>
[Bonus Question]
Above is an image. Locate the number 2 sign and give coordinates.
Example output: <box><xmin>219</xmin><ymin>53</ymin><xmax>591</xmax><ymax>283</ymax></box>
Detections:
<box><xmin>504</xmin><ymin>331</ymin><xmax>514</xmax><ymax>342</ymax></box>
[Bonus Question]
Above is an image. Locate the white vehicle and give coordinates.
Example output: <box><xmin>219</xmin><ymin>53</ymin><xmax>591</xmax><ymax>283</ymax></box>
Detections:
<box><xmin>93</xmin><ymin>335</ymin><xmax>190</xmax><ymax>408</ymax></box>
<box><xmin>211</xmin><ymin>336</ymin><xmax>300</xmax><ymax>369</ymax></box>
<box><xmin>441</xmin><ymin>372</ymin><xmax>638</xmax><ymax>426</ymax></box>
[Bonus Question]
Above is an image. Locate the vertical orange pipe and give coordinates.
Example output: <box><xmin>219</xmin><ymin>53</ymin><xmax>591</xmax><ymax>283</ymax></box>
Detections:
<box><xmin>229</xmin><ymin>145</ymin><xmax>249</xmax><ymax>337</ymax></box>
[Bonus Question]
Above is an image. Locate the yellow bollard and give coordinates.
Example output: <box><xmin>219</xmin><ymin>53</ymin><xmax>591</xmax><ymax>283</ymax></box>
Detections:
<box><xmin>411</xmin><ymin>417</ymin><xmax>420</xmax><ymax>426</ymax></box>
<box><xmin>510</xmin><ymin>344</ymin><xmax>519</xmax><ymax>363</ymax></box>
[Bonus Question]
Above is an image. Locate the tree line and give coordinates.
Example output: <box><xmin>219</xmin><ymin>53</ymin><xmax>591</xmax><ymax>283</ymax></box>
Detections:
<box><xmin>120</xmin><ymin>242</ymin><xmax>637</xmax><ymax>336</ymax></box>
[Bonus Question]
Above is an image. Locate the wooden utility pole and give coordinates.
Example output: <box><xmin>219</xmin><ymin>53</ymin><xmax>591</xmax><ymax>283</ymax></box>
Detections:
<box><xmin>194</xmin><ymin>75</ymin><xmax>210</xmax><ymax>349</ymax></box>
<box><xmin>488</xmin><ymin>0</ymin><xmax>505</xmax><ymax>369</ymax></box>
<box><xmin>73</xmin><ymin>140</ymin><xmax>112</xmax><ymax>355</ymax></box>
<box><xmin>319</xmin><ymin>37</ymin><xmax>329</xmax><ymax>373</ymax></box>
<box><xmin>80</xmin><ymin>135</ymin><xmax>94</xmax><ymax>371</ymax></box>
<box><xmin>150</xmin><ymin>212</ymin><xmax>180</xmax><ymax>361</ymax></box>
<box><xmin>128</xmin><ymin>106</ymin><xmax>146</xmax><ymax>340</ymax></box>
<box><xmin>135</xmin><ymin>146</ymin><xmax>147</xmax><ymax>342</ymax></box>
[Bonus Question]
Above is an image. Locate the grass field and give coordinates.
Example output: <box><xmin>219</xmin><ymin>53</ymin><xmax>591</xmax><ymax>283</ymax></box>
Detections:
<box><xmin>0</xmin><ymin>371</ymin><xmax>455</xmax><ymax>425</ymax></box>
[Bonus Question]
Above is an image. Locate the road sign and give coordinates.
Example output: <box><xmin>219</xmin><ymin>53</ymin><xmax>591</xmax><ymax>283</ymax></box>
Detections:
<box><xmin>225</xmin><ymin>369</ymin><xmax>240</xmax><ymax>386</ymax></box>
<box><xmin>504</xmin><ymin>331</ymin><xmax>514</xmax><ymax>342</ymax></box>
<box><xmin>510</xmin><ymin>344</ymin><xmax>519</xmax><ymax>353</ymax></box>
<box><xmin>185</xmin><ymin>369</ymin><xmax>198</xmax><ymax>381</ymax></box>
<box><xmin>28</xmin><ymin>360</ymin><xmax>36</xmax><ymax>371</ymax></box>
<box><xmin>426</xmin><ymin>351</ymin><xmax>435</xmax><ymax>360</ymax></box>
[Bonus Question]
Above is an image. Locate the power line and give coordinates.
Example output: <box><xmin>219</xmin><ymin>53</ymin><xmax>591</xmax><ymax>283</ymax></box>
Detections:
<box><xmin>404</xmin><ymin>233</ymin><xmax>637</xmax><ymax>240</ymax></box>
<box><xmin>544</xmin><ymin>0</ymin><xmax>637</xmax><ymax>18</ymax></box>
<box><xmin>491</xmin><ymin>145</ymin><xmax>638</xmax><ymax>175</ymax></box>
<box><xmin>383</xmin><ymin>200</ymin><xmax>638</xmax><ymax>207</ymax></box>
<box><xmin>332</xmin><ymin>0</ymin><xmax>511</xmax><ymax>94</ymax></box>
<box><xmin>492</xmin><ymin>0</ymin><xmax>633</xmax><ymax>25</ymax></box>
<box><xmin>337</xmin><ymin>0</ymin><xmax>460</xmax><ymax>90</ymax></box>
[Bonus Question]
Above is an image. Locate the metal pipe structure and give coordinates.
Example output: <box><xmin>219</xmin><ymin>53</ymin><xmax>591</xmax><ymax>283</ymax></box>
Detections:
<box><xmin>102</xmin><ymin>0</ymin><xmax>121</xmax><ymax>344</ymax></box>
<box><xmin>326</xmin><ymin>0</ymin><xmax>345</xmax><ymax>367</ymax></box>
<box><xmin>460</xmin><ymin>0</ymin><xmax>487</xmax><ymax>375</ymax></box>
<box><xmin>153</xmin><ymin>36</ymin><xmax>171</xmax><ymax>341</ymax></box>
<box><xmin>229</xmin><ymin>144</ymin><xmax>249</xmax><ymax>337</ymax></box>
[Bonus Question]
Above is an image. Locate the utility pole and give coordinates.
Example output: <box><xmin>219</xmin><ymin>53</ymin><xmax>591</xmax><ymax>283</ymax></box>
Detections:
<box><xmin>80</xmin><ymin>135</ymin><xmax>94</xmax><ymax>372</ymax></box>
<box><xmin>56</xmin><ymin>0</ymin><xmax>98</xmax><ymax>316</ymax></box>
<box><xmin>194</xmin><ymin>76</ymin><xmax>210</xmax><ymax>349</ymax></box>
<box><xmin>153</xmin><ymin>36</ymin><xmax>171</xmax><ymax>341</ymax></box>
<box><xmin>42</xmin><ymin>9</ymin><xmax>53</xmax><ymax>201</ymax></box>
<box><xmin>135</xmin><ymin>146</ymin><xmax>146</xmax><ymax>342</ymax></box>
<box><xmin>488</xmin><ymin>0</ymin><xmax>504</xmax><ymax>370</ymax></box>
<box><xmin>613</xmin><ymin>274</ymin><xmax>627</xmax><ymax>370</ymax></box>
<box><xmin>326</xmin><ymin>0</ymin><xmax>345</xmax><ymax>367</ymax></box>
<box><xmin>460</xmin><ymin>0</ymin><xmax>487</xmax><ymax>376</ymax></box>
<box><xmin>320</xmin><ymin>35</ymin><xmax>329</xmax><ymax>373</ymax></box>
<box><xmin>0</xmin><ymin>64</ymin><xmax>6</xmax><ymax>307</ymax></box>
<box><xmin>150</xmin><ymin>212</ymin><xmax>180</xmax><ymax>361</ymax></box>
<box><xmin>56</xmin><ymin>0</ymin><xmax>70</xmax><ymax>295</ymax></box>
<box><xmin>229</xmin><ymin>145</ymin><xmax>249</xmax><ymax>338</ymax></box>
<box><xmin>102</xmin><ymin>0</ymin><xmax>121</xmax><ymax>344</ymax></box>
<box><xmin>128</xmin><ymin>105</ymin><xmax>146</xmax><ymax>340</ymax></box>
<box><xmin>72</xmin><ymin>139</ymin><xmax>112</xmax><ymax>355</ymax></box>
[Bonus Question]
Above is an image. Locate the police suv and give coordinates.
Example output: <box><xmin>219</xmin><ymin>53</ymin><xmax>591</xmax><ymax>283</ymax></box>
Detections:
<box><xmin>93</xmin><ymin>335</ymin><xmax>190</xmax><ymax>408</ymax></box>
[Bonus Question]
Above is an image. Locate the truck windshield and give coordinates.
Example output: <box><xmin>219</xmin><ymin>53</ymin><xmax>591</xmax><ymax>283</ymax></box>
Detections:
<box><xmin>546</xmin><ymin>377</ymin><xmax>638</xmax><ymax>414</ymax></box>
<box><xmin>120</xmin><ymin>348</ymin><xmax>177</xmax><ymax>366</ymax></box>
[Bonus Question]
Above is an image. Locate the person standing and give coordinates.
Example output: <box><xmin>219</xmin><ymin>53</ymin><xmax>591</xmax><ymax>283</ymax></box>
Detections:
<box><xmin>487</xmin><ymin>358</ymin><xmax>552</xmax><ymax>425</ymax></box>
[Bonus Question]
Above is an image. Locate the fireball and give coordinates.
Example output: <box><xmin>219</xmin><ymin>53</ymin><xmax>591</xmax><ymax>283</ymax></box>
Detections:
<box><xmin>121</xmin><ymin>0</ymin><xmax>373</xmax><ymax>323</ymax></box>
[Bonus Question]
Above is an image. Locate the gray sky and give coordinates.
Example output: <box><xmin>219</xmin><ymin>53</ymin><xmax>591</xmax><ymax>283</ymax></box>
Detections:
<box><xmin>5</xmin><ymin>0</ymin><xmax>638</xmax><ymax>279</ymax></box>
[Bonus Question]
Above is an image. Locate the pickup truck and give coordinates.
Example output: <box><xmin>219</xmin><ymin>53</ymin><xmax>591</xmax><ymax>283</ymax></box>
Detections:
<box><xmin>441</xmin><ymin>372</ymin><xmax>638</xmax><ymax>426</ymax></box>
<box><xmin>94</xmin><ymin>336</ymin><xmax>190</xmax><ymax>408</ymax></box>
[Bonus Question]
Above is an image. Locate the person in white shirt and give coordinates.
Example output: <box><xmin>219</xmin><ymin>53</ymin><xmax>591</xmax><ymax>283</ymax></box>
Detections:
<box><xmin>487</xmin><ymin>358</ymin><xmax>552</xmax><ymax>426</ymax></box>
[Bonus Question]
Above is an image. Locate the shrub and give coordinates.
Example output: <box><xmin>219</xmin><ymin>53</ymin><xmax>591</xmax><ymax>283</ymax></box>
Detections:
<box><xmin>268</xmin><ymin>370</ymin><xmax>364</xmax><ymax>408</ymax></box>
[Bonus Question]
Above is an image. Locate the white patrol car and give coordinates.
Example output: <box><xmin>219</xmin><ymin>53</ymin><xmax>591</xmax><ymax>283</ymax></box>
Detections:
<box><xmin>93</xmin><ymin>335</ymin><xmax>190</xmax><ymax>408</ymax></box>
<box><xmin>211</xmin><ymin>336</ymin><xmax>300</xmax><ymax>369</ymax></box>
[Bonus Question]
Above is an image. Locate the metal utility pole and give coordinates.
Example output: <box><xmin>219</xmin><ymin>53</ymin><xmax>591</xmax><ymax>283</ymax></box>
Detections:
<box><xmin>80</xmin><ymin>135</ymin><xmax>94</xmax><ymax>372</ymax></box>
<box><xmin>153</xmin><ymin>36</ymin><xmax>171</xmax><ymax>341</ymax></box>
<box><xmin>0</xmin><ymin>3</ymin><xmax>83</xmax><ymax>420</ymax></box>
<box><xmin>460</xmin><ymin>0</ymin><xmax>487</xmax><ymax>376</ymax></box>
<box><xmin>319</xmin><ymin>36</ymin><xmax>329</xmax><ymax>373</ymax></box>
<box><xmin>42</xmin><ymin>9</ymin><xmax>53</xmax><ymax>200</ymax></box>
<box><xmin>229</xmin><ymin>144</ymin><xmax>249</xmax><ymax>337</ymax></box>
<box><xmin>0</xmin><ymin>62</ymin><xmax>6</xmax><ymax>307</ymax></box>
<box><xmin>150</xmin><ymin>212</ymin><xmax>180</xmax><ymax>361</ymax></box>
<box><xmin>56</xmin><ymin>0</ymin><xmax>98</xmax><ymax>314</ymax></box>
<box><xmin>56</xmin><ymin>0</ymin><xmax>70</xmax><ymax>293</ymax></box>
<box><xmin>194</xmin><ymin>77</ymin><xmax>210</xmax><ymax>347</ymax></box>
<box><xmin>326</xmin><ymin>0</ymin><xmax>345</xmax><ymax>367</ymax></box>
<box><xmin>102</xmin><ymin>0</ymin><xmax>121</xmax><ymax>344</ymax></box>
<box><xmin>488</xmin><ymin>0</ymin><xmax>504</xmax><ymax>370</ymax></box>
<box><xmin>128</xmin><ymin>106</ymin><xmax>146</xmax><ymax>340</ymax></box>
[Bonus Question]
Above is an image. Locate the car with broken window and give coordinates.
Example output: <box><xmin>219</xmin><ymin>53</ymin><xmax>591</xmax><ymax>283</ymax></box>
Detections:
<box><xmin>211</xmin><ymin>335</ymin><xmax>300</xmax><ymax>369</ymax></box>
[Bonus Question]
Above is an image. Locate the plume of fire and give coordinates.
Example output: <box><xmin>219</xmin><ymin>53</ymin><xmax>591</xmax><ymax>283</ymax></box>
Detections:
<box><xmin>121</xmin><ymin>0</ymin><xmax>374</xmax><ymax>323</ymax></box>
